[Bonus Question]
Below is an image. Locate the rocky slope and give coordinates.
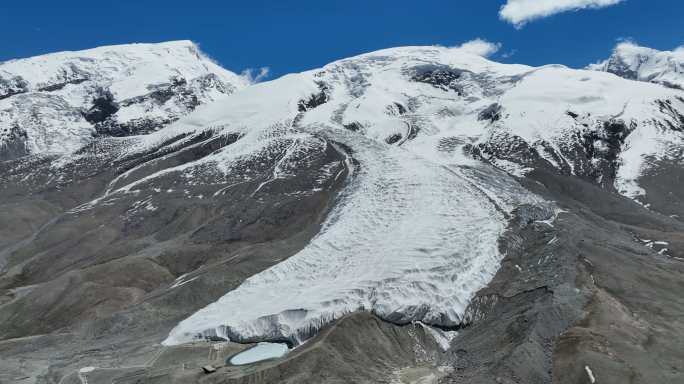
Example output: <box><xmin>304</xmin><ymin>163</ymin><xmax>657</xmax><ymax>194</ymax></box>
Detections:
<box><xmin>0</xmin><ymin>41</ymin><xmax>248</xmax><ymax>160</ymax></box>
<box><xmin>0</xmin><ymin>43</ymin><xmax>683</xmax><ymax>384</ymax></box>
<box><xmin>588</xmin><ymin>42</ymin><xmax>684</xmax><ymax>213</ymax></box>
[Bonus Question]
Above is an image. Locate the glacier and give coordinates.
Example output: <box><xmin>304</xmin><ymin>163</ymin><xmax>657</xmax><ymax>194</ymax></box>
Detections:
<box><xmin>161</xmin><ymin>47</ymin><xmax>545</xmax><ymax>346</ymax></box>
<box><xmin>57</xmin><ymin>44</ymin><xmax>676</xmax><ymax>347</ymax></box>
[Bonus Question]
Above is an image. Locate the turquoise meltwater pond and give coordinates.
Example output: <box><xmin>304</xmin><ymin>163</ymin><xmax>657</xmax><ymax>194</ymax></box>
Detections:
<box><xmin>229</xmin><ymin>342</ymin><xmax>289</xmax><ymax>365</ymax></box>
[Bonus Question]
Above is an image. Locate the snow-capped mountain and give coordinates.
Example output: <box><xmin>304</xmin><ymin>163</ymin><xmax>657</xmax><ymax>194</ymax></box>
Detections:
<box><xmin>589</xmin><ymin>42</ymin><xmax>684</xmax><ymax>90</ymax></box>
<box><xmin>2</xmin><ymin>42</ymin><xmax>683</xmax><ymax>384</ymax></box>
<box><xmin>155</xmin><ymin>45</ymin><xmax>683</xmax><ymax>345</ymax></box>
<box><xmin>587</xmin><ymin>43</ymin><xmax>684</xmax><ymax>201</ymax></box>
<box><xmin>0</xmin><ymin>41</ymin><xmax>248</xmax><ymax>160</ymax></box>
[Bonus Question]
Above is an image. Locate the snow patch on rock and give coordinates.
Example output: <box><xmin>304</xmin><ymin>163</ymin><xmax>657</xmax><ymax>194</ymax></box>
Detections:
<box><xmin>0</xmin><ymin>40</ymin><xmax>248</xmax><ymax>158</ymax></box>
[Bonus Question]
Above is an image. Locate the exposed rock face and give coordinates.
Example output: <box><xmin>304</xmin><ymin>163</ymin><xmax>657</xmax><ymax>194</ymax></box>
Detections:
<box><xmin>0</xmin><ymin>40</ymin><xmax>248</xmax><ymax>160</ymax></box>
<box><xmin>0</xmin><ymin>43</ymin><xmax>683</xmax><ymax>384</ymax></box>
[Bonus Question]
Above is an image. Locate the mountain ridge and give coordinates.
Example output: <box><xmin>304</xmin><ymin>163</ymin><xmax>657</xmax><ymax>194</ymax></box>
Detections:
<box><xmin>0</xmin><ymin>40</ymin><xmax>248</xmax><ymax>160</ymax></box>
<box><xmin>589</xmin><ymin>41</ymin><xmax>684</xmax><ymax>89</ymax></box>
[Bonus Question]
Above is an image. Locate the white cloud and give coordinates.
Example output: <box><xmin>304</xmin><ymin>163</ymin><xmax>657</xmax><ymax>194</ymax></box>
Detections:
<box><xmin>501</xmin><ymin>49</ymin><xmax>518</xmax><ymax>59</ymax></box>
<box><xmin>499</xmin><ymin>0</ymin><xmax>625</xmax><ymax>28</ymax></box>
<box><xmin>453</xmin><ymin>38</ymin><xmax>502</xmax><ymax>58</ymax></box>
<box><xmin>241</xmin><ymin>67</ymin><xmax>270</xmax><ymax>83</ymax></box>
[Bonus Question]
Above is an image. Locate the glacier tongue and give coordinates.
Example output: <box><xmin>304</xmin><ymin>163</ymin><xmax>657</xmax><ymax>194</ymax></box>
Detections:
<box><xmin>164</xmin><ymin>129</ymin><xmax>510</xmax><ymax>345</ymax></box>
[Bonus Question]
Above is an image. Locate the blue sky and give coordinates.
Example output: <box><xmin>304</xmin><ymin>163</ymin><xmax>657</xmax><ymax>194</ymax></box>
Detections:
<box><xmin>0</xmin><ymin>1</ymin><xmax>681</xmax><ymax>79</ymax></box>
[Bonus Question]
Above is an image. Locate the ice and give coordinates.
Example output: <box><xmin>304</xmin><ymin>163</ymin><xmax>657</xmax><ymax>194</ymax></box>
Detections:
<box><xmin>418</xmin><ymin>322</ymin><xmax>458</xmax><ymax>352</ymax></box>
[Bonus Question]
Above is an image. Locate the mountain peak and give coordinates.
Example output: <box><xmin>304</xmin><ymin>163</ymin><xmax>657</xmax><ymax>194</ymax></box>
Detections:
<box><xmin>589</xmin><ymin>42</ymin><xmax>684</xmax><ymax>89</ymax></box>
<box><xmin>0</xmin><ymin>40</ymin><xmax>248</xmax><ymax>159</ymax></box>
